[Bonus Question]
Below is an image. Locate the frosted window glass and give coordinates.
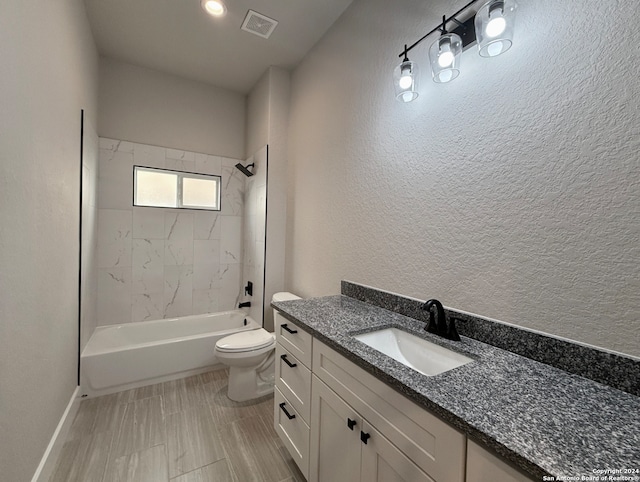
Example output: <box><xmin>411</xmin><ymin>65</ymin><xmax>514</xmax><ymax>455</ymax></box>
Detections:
<box><xmin>182</xmin><ymin>177</ymin><xmax>219</xmax><ymax>209</ymax></box>
<box><xmin>135</xmin><ymin>169</ymin><xmax>178</xmax><ymax>208</ymax></box>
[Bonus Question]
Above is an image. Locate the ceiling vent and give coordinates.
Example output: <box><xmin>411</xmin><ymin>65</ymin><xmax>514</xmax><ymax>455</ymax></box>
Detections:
<box><xmin>241</xmin><ymin>10</ymin><xmax>278</xmax><ymax>39</ymax></box>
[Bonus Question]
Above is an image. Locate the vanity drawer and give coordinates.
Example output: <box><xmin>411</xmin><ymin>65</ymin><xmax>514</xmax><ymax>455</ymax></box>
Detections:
<box><xmin>274</xmin><ymin>311</ymin><xmax>312</xmax><ymax>368</ymax></box>
<box><xmin>275</xmin><ymin>343</ymin><xmax>312</xmax><ymax>423</ymax></box>
<box><xmin>274</xmin><ymin>387</ymin><xmax>310</xmax><ymax>479</ymax></box>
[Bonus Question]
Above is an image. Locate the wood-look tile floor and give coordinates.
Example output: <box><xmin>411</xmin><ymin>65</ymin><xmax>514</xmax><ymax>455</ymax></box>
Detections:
<box><xmin>50</xmin><ymin>369</ymin><xmax>305</xmax><ymax>482</ymax></box>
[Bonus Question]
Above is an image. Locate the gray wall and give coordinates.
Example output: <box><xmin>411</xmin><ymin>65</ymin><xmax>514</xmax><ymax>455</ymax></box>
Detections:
<box><xmin>0</xmin><ymin>0</ymin><xmax>99</xmax><ymax>479</ymax></box>
<box><xmin>286</xmin><ymin>0</ymin><xmax>640</xmax><ymax>357</ymax></box>
<box><xmin>99</xmin><ymin>57</ymin><xmax>246</xmax><ymax>159</ymax></box>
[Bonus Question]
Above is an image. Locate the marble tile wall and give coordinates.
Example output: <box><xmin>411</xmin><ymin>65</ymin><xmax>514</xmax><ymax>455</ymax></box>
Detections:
<box><xmin>96</xmin><ymin>138</ymin><xmax>245</xmax><ymax>325</ymax></box>
<box><xmin>241</xmin><ymin>146</ymin><xmax>267</xmax><ymax>325</ymax></box>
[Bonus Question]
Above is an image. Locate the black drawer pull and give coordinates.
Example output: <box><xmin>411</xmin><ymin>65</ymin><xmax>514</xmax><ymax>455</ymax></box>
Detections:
<box><xmin>281</xmin><ymin>354</ymin><xmax>298</xmax><ymax>368</ymax></box>
<box><xmin>360</xmin><ymin>431</ymin><xmax>371</xmax><ymax>444</ymax></box>
<box><xmin>279</xmin><ymin>402</ymin><xmax>296</xmax><ymax>420</ymax></box>
<box><xmin>281</xmin><ymin>324</ymin><xmax>298</xmax><ymax>334</ymax></box>
<box><xmin>347</xmin><ymin>418</ymin><xmax>357</xmax><ymax>430</ymax></box>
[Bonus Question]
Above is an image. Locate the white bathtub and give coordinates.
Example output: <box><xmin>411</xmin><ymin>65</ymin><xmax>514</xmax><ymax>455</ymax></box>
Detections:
<box><xmin>81</xmin><ymin>310</ymin><xmax>258</xmax><ymax>397</ymax></box>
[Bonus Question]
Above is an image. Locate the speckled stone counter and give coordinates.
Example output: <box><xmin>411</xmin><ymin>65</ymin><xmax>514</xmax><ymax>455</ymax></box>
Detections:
<box><xmin>272</xmin><ymin>295</ymin><xmax>640</xmax><ymax>480</ymax></box>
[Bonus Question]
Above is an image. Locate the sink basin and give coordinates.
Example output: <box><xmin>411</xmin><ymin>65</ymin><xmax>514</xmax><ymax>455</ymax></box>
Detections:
<box><xmin>354</xmin><ymin>328</ymin><xmax>473</xmax><ymax>376</ymax></box>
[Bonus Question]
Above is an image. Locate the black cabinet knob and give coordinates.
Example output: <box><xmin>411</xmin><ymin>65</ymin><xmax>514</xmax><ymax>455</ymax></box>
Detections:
<box><xmin>347</xmin><ymin>418</ymin><xmax>357</xmax><ymax>430</ymax></box>
<box><xmin>360</xmin><ymin>431</ymin><xmax>371</xmax><ymax>444</ymax></box>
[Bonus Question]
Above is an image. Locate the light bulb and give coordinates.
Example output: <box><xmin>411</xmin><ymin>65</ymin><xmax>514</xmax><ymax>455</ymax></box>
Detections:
<box><xmin>202</xmin><ymin>0</ymin><xmax>226</xmax><ymax>17</ymax></box>
<box><xmin>486</xmin><ymin>16</ymin><xmax>506</xmax><ymax>37</ymax></box>
<box><xmin>438</xmin><ymin>51</ymin><xmax>455</xmax><ymax>68</ymax></box>
<box><xmin>399</xmin><ymin>75</ymin><xmax>412</xmax><ymax>89</ymax></box>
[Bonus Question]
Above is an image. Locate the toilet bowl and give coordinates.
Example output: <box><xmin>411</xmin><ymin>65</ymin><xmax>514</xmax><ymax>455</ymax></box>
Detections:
<box><xmin>215</xmin><ymin>292</ymin><xmax>300</xmax><ymax>401</ymax></box>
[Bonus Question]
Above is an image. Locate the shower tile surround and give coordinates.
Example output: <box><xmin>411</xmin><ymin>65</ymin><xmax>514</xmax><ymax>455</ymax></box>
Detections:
<box><xmin>97</xmin><ymin>138</ymin><xmax>245</xmax><ymax>325</ymax></box>
<box><xmin>271</xmin><ymin>282</ymin><xmax>640</xmax><ymax>479</ymax></box>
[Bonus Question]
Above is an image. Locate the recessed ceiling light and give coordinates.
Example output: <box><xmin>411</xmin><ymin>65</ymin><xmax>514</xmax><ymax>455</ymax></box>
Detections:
<box><xmin>201</xmin><ymin>0</ymin><xmax>226</xmax><ymax>17</ymax></box>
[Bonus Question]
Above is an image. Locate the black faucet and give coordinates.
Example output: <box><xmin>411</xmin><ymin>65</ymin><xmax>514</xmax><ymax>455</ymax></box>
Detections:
<box><xmin>422</xmin><ymin>299</ymin><xmax>460</xmax><ymax>341</ymax></box>
<box><xmin>239</xmin><ymin>301</ymin><xmax>251</xmax><ymax>308</ymax></box>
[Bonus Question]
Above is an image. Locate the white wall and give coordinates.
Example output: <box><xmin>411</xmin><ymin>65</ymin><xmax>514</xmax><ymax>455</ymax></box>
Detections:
<box><xmin>0</xmin><ymin>0</ymin><xmax>98</xmax><ymax>479</ymax></box>
<box><xmin>99</xmin><ymin>57</ymin><xmax>246</xmax><ymax>159</ymax></box>
<box><xmin>286</xmin><ymin>0</ymin><xmax>640</xmax><ymax>357</ymax></box>
<box><xmin>246</xmin><ymin>67</ymin><xmax>291</xmax><ymax>331</ymax></box>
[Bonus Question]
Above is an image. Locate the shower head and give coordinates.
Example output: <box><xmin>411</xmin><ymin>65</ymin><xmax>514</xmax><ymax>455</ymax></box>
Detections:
<box><xmin>235</xmin><ymin>162</ymin><xmax>255</xmax><ymax>177</ymax></box>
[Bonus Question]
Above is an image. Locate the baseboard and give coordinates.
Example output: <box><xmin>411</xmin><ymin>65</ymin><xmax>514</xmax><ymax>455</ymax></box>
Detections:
<box><xmin>31</xmin><ymin>386</ymin><xmax>81</xmax><ymax>482</ymax></box>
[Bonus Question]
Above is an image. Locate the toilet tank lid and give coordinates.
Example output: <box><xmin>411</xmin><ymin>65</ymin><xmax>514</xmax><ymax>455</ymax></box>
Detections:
<box><xmin>272</xmin><ymin>292</ymin><xmax>301</xmax><ymax>302</ymax></box>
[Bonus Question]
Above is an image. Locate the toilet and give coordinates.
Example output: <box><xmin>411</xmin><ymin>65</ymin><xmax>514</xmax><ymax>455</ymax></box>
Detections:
<box><xmin>215</xmin><ymin>292</ymin><xmax>301</xmax><ymax>402</ymax></box>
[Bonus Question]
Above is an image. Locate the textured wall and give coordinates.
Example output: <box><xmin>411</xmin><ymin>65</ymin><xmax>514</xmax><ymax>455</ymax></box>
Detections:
<box><xmin>0</xmin><ymin>0</ymin><xmax>99</xmax><ymax>479</ymax></box>
<box><xmin>99</xmin><ymin>58</ymin><xmax>246</xmax><ymax>159</ymax></box>
<box><xmin>286</xmin><ymin>0</ymin><xmax>640</xmax><ymax>357</ymax></box>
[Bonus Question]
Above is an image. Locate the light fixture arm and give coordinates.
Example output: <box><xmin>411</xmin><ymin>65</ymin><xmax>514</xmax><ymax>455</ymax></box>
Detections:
<box><xmin>397</xmin><ymin>0</ymin><xmax>477</xmax><ymax>58</ymax></box>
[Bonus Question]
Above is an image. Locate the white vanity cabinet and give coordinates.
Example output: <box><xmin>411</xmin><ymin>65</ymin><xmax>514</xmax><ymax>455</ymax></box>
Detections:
<box><xmin>310</xmin><ymin>338</ymin><xmax>466</xmax><ymax>482</ymax></box>
<box><xmin>466</xmin><ymin>440</ymin><xmax>535</xmax><ymax>482</ymax></box>
<box><xmin>273</xmin><ymin>311</ymin><xmax>313</xmax><ymax>479</ymax></box>
<box><xmin>273</xmin><ymin>317</ymin><xmax>536</xmax><ymax>482</ymax></box>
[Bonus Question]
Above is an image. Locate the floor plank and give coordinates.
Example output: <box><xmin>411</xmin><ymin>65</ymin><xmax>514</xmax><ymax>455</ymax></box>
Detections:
<box><xmin>220</xmin><ymin>415</ymin><xmax>291</xmax><ymax>482</ymax></box>
<box><xmin>170</xmin><ymin>459</ymin><xmax>236</xmax><ymax>482</ymax></box>
<box><xmin>162</xmin><ymin>376</ymin><xmax>206</xmax><ymax>415</ymax></box>
<box><xmin>165</xmin><ymin>405</ymin><xmax>226</xmax><ymax>478</ymax></box>
<box><xmin>50</xmin><ymin>430</ymin><xmax>112</xmax><ymax>482</ymax></box>
<box><xmin>112</xmin><ymin>444</ymin><xmax>169</xmax><ymax>482</ymax></box>
<box><xmin>112</xmin><ymin>396</ymin><xmax>165</xmax><ymax>459</ymax></box>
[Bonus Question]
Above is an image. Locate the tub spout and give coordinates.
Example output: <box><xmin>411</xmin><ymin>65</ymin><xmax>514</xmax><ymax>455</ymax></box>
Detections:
<box><xmin>239</xmin><ymin>301</ymin><xmax>251</xmax><ymax>308</ymax></box>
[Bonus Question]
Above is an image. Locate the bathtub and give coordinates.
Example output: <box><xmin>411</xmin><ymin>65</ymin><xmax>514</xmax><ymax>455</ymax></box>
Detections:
<box><xmin>81</xmin><ymin>310</ymin><xmax>259</xmax><ymax>397</ymax></box>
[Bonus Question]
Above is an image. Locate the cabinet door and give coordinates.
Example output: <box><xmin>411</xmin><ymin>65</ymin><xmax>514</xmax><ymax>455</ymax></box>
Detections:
<box><xmin>360</xmin><ymin>421</ymin><xmax>436</xmax><ymax>482</ymax></box>
<box><xmin>466</xmin><ymin>440</ymin><xmax>535</xmax><ymax>482</ymax></box>
<box><xmin>310</xmin><ymin>376</ymin><xmax>362</xmax><ymax>482</ymax></box>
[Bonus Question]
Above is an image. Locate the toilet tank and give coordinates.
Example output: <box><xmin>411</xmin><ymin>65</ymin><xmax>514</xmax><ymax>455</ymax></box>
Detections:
<box><xmin>272</xmin><ymin>292</ymin><xmax>301</xmax><ymax>303</ymax></box>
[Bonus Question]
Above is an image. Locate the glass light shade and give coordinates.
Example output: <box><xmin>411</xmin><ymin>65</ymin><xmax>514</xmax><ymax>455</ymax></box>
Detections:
<box><xmin>393</xmin><ymin>60</ymin><xmax>419</xmax><ymax>103</ymax></box>
<box><xmin>429</xmin><ymin>33</ymin><xmax>462</xmax><ymax>83</ymax></box>
<box><xmin>475</xmin><ymin>0</ymin><xmax>517</xmax><ymax>57</ymax></box>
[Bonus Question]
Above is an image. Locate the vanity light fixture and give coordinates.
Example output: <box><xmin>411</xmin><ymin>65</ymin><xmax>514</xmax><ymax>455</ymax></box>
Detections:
<box><xmin>393</xmin><ymin>0</ymin><xmax>517</xmax><ymax>102</ymax></box>
<box><xmin>201</xmin><ymin>0</ymin><xmax>227</xmax><ymax>17</ymax></box>
<box><xmin>393</xmin><ymin>45</ymin><xmax>420</xmax><ymax>102</ymax></box>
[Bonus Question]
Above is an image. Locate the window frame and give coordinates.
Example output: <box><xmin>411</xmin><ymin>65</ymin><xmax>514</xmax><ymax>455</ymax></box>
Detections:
<box><xmin>133</xmin><ymin>165</ymin><xmax>222</xmax><ymax>211</ymax></box>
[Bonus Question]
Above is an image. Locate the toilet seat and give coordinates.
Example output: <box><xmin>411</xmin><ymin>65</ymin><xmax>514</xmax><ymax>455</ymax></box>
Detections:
<box><xmin>216</xmin><ymin>328</ymin><xmax>275</xmax><ymax>353</ymax></box>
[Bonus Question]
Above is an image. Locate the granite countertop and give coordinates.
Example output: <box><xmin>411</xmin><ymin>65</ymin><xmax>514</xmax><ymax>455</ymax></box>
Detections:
<box><xmin>272</xmin><ymin>295</ymin><xmax>640</xmax><ymax>480</ymax></box>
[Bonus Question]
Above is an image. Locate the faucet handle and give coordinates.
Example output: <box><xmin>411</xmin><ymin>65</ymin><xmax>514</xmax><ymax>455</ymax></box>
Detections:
<box><xmin>447</xmin><ymin>317</ymin><xmax>461</xmax><ymax>341</ymax></box>
<box><xmin>422</xmin><ymin>300</ymin><xmax>439</xmax><ymax>334</ymax></box>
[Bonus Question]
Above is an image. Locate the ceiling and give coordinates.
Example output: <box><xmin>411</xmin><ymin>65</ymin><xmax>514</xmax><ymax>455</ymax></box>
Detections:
<box><xmin>84</xmin><ymin>0</ymin><xmax>353</xmax><ymax>94</ymax></box>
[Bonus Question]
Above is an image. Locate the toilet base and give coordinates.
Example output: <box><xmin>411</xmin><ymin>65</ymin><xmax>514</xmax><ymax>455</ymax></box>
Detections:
<box><xmin>227</xmin><ymin>364</ymin><xmax>275</xmax><ymax>402</ymax></box>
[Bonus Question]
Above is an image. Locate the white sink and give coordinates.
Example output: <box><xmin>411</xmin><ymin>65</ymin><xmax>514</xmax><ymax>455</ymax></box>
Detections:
<box><xmin>354</xmin><ymin>328</ymin><xmax>473</xmax><ymax>376</ymax></box>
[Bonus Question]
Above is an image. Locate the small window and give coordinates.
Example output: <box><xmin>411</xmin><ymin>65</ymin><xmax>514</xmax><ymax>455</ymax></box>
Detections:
<box><xmin>134</xmin><ymin>166</ymin><xmax>221</xmax><ymax>211</ymax></box>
